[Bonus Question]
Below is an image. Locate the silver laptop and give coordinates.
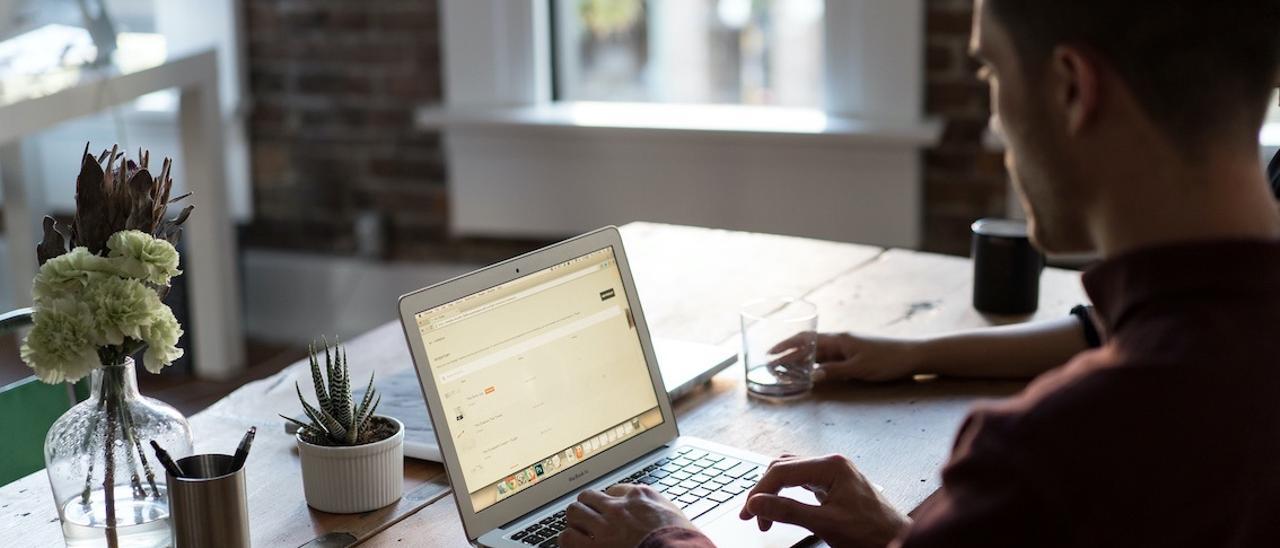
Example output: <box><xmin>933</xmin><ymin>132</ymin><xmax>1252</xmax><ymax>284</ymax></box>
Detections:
<box><xmin>284</xmin><ymin>338</ymin><xmax>734</xmax><ymax>462</ymax></box>
<box><xmin>398</xmin><ymin>226</ymin><xmax>816</xmax><ymax>547</ymax></box>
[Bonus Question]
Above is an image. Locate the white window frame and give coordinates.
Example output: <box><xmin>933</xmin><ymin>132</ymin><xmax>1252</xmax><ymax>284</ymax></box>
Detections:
<box><xmin>423</xmin><ymin>0</ymin><xmax>940</xmax><ymax>247</ymax></box>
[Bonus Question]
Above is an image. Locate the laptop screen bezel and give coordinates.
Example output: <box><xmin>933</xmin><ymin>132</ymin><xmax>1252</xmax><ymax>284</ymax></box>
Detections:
<box><xmin>397</xmin><ymin>226</ymin><xmax>679</xmax><ymax>540</ymax></box>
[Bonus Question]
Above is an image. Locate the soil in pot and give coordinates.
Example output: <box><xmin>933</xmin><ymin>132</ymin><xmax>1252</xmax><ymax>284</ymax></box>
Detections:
<box><xmin>300</xmin><ymin>416</ymin><xmax>399</xmax><ymax>447</ymax></box>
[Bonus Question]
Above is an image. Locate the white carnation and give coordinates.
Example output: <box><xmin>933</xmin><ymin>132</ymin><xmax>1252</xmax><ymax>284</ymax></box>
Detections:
<box><xmin>83</xmin><ymin>276</ymin><xmax>165</xmax><ymax>346</ymax></box>
<box><xmin>33</xmin><ymin>247</ymin><xmax>116</xmax><ymax>302</ymax></box>
<box><xmin>107</xmin><ymin>230</ymin><xmax>182</xmax><ymax>286</ymax></box>
<box><xmin>138</xmin><ymin>306</ymin><xmax>184</xmax><ymax>374</ymax></box>
<box><xmin>20</xmin><ymin>299</ymin><xmax>102</xmax><ymax>383</ymax></box>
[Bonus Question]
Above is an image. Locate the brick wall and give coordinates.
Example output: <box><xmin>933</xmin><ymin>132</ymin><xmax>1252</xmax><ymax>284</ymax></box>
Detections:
<box><xmin>922</xmin><ymin>0</ymin><xmax>1010</xmax><ymax>255</ymax></box>
<box><xmin>244</xmin><ymin>0</ymin><xmax>458</xmax><ymax>258</ymax></box>
<box><xmin>242</xmin><ymin>0</ymin><xmax>1003</xmax><ymax>258</ymax></box>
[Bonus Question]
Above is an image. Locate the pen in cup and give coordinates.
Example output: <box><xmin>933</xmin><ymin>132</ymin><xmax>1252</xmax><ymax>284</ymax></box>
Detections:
<box><xmin>150</xmin><ymin>439</ymin><xmax>186</xmax><ymax>478</ymax></box>
<box><xmin>231</xmin><ymin>426</ymin><xmax>257</xmax><ymax>471</ymax></box>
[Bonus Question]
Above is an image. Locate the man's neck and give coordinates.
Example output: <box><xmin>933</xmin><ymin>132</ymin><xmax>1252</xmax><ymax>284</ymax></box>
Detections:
<box><xmin>1089</xmin><ymin>150</ymin><xmax>1280</xmax><ymax>257</ymax></box>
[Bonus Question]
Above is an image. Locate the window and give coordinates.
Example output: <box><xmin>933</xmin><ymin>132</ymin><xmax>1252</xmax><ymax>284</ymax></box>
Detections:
<box><xmin>552</xmin><ymin>0</ymin><xmax>825</xmax><ymax>108</ymax></box>
<box><xmin>1269</xmin><ymin>90</ymin><xmax>1280</xmax><ymax>124</ymax></box>
<box><xmin>429</xmin><ymin>0</ymin><xmax>933</xmax><ymax>247</ymax></box>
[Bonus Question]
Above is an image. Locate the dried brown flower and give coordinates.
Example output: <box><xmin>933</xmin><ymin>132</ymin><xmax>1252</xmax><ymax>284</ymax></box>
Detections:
<box><xmin>37</xmin><ymin>143</ymin><xmax>194</xmax><ymax>266</ymax></box>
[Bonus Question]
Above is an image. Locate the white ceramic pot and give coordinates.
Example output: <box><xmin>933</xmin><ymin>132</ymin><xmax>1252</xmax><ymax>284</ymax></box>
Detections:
<box><xmin>296</xmin><ymin>416</ymin><xmax>405</xmax><ymax>514</ymax></box>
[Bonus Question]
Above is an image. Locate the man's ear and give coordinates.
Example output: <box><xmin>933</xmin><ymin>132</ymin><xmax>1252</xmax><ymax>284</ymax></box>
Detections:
<box><xmin>1049</xmin><ymin>46</ymin><xmax>1100</xmax><ymax>136</ymax></box>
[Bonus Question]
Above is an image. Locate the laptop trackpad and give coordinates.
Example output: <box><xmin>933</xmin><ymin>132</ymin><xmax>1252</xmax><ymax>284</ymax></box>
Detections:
<box><xmin>699</xmin><ymin>487</ymin><xmax>818</xmax><ymax>548</ymax></box>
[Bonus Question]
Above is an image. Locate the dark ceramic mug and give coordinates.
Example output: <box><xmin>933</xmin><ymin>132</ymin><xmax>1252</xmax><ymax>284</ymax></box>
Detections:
<box><xmin>971</xmin><ymin>218</ymin><xmax>1044</xmax><ymax>315</ymax></box>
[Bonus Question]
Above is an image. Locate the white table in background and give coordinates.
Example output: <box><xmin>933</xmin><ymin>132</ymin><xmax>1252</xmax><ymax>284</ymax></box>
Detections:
<box><xmin>0</xmin><ymin>48</ymin><xmax>244</xmax><ymax>379</ymax></box>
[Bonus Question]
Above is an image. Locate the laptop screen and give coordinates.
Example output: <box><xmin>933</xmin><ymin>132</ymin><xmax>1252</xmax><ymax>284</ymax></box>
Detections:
<box><xmin>413</xmin><ymin>246</ymin><xmax>664</xmax><ymax>513</ymax></box>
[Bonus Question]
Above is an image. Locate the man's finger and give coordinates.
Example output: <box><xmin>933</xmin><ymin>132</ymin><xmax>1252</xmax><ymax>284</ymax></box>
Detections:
<box><xmin>558</xmin><ymin>527</ymin><xmax>594</xmax><ymax>548</ymax></box>
<box><xmin>766</xmin><ymin>347</ymin><xmax>806</xmax><ymax>372</ymax></box>
<box><xmin>576</xmin><ymin>489</ymin><xmax>616</xmax><ymax>513</ymax></box>
<box><xmin>771</xmin><ymin>331</ymin><xmax>835</xmax><ymax>361</ymax></box>
<box><xmin>814</xmin><ymin>359</ymin><xmax>858</xmax><ymax>382</ymax></box>
<box><xmin>745</xmin><ymin>493</ymin><xmax>825</xmax><ymax>532</ymax></box>
<box><xmin>812</xmin><ymin>366</ymin><xmax>829</xmax><ymax>382</ymax></box>
<box><xmin>604</xmin><ymin>483</ymin><xmax>641</xmax><ymax>497</ymax></box>
<box><xmin>756</xmin><ymin>450</ymin><xmax>804</xmax><ymax>523</ymax></box>
<box><xmin>769</xmin><ymin>333</ymin><xmax>808</xmax><ymax>355</ymax></box>
<box><xmin>740</xmin><ymin>456</ymin><xmax>842</xmax><ymax>518</ymax></box>
<box><xmin>802</xmin><ymin>483</ymin><xmax>830</xmax><ymax>502</ymax></box>
<box><xmin>769</xmin><ymin>453</ymin><xmax>800</xmax><ymax>466</ymax></box>
<box><xmin>564</xmin><ymin>501</ymin><xmax>606</xmax><ymax>535</ymax></box>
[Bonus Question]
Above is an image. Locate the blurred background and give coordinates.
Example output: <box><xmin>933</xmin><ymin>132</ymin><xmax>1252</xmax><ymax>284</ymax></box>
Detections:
<box><xmin>1</xmin><ymin>0</ymin><xmax>1277</xmax><ymax>411</ymax></box>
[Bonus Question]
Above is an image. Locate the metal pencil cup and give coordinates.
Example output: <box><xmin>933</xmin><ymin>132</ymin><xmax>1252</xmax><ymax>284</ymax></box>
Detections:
<box><xmin>167</xmin><ymin>454</ymin><xmax>251</xmax><ymax>548</ymax></box>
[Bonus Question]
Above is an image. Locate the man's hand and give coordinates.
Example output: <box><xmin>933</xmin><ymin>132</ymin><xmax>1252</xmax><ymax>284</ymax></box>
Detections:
<box><xmin>740</xmin><ymin>454</ymin><xmax>908</xmax><ymax>548</ymax></box>
<box><xmin>771</xmin><ymin>333</ymin><xmax>922</xmax><ymax>383</ymax></box>
<box><xmin>560</xmin><ymin>484</ymin><xmax>697</xmax><ymax>547</ymax></box>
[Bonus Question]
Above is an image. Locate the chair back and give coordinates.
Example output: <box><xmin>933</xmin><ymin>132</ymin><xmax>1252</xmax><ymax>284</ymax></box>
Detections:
<box><xmin>0</xmin><ymin>308</ymin><xmax>85</xmax><ymax>486</ymax></box>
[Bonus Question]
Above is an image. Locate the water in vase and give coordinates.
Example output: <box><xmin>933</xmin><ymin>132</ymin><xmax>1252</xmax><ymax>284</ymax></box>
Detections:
<box><xmin>60</xmin><ymin>484</ymin><xmax>171</xmax><ymax>548</ymax></box>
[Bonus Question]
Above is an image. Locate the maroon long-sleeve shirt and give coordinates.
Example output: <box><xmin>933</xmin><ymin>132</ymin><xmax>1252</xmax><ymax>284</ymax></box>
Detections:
<box><xmin>643</xmin><ymin>238</ymin><xmax>1280</xmax><ymax>548</ymax></box>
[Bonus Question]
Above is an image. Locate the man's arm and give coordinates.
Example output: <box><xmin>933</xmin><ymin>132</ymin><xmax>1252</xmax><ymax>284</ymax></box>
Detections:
<box><xmin>915</xmin><ymin>315</ymin><xmax>1093</xmax><ymax>379</ymax></box>
<box><xmin>789</xmin><ymin>315</ymin><xmax>1093</xmax><ymax>383</ymax></box>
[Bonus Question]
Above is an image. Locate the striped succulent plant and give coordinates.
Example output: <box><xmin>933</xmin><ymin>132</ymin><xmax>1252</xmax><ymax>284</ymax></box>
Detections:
<box><xmin>281</xmin><ymin>339</ymin><xmax>381</xmax><ymax>446</ymax></box>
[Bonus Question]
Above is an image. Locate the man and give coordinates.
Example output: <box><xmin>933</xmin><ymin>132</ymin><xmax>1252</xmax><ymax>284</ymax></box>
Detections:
<box><xmin>560</xmin><ymin>0</ymin><xmax>1280</xmax><ymax>546</ymax></box>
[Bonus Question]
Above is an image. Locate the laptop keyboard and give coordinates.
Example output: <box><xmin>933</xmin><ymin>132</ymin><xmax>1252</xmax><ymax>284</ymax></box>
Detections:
<box><xmin>509</xmin><ymin>446</ymin><xmax>762</xmax><ymax>547</ymax></box>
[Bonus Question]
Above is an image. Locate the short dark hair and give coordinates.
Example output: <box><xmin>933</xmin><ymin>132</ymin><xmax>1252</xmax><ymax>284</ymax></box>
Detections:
<box><xmin>986</xmin><ymin>0</ymin><xmax>1280</xmax><ymax>150</ymax></box>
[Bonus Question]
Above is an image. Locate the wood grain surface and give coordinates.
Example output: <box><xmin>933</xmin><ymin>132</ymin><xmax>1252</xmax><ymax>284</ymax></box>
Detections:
<box><xmin>0</xmin><ymin>223</ymin><xmax>1088</xmax><ymax>547</ymax></box>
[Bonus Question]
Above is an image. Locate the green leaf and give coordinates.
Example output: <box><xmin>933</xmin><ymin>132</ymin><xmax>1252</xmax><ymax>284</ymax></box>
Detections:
<box><xmin>359</xmin><ymin>394</ymin><xmax>381</xmax><ymax>433</ymax></box>
<box><xmin>331</xmin><ymin>342</ymin><xmax>352</xmax><ymax>429</ymax></box>
<box><xmin>353</xmin><ymin>372</ymin><xmax>376</xmax><ymax>426</ymax></box>
<box><xmin>313</xmin><ymin>409</ymin><xmax>348</xmax><ymax>442</ymax></box>
<box><xmin>279</xmin><ymin>414</ymin><xmax>318</xmax><ymax>432</ymax></box>
<box><xmin>298</xmin><ymin>399</ymin><xmax>327</xmax><ymax>436</ymax></box>
<box><xmin>307</xmin><ymin>342</ymin><xmax>331</xmax><ymax>416</ymax></box>
<box><xmin>296</xmin><ymin>382</ymin><xmax>347</xmax><ymax>441</ymax></box>
<box><xmin>295</xmin><ymin>384</ymin><xmax>327</xmax><ymax>430</ymax></box>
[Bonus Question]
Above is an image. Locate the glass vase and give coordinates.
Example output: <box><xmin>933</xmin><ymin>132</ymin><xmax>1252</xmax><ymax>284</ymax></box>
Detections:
<box><xmin>43</xmin><ymin>358</ymin><xmax>193</xmax><ymax>548</ymax></box>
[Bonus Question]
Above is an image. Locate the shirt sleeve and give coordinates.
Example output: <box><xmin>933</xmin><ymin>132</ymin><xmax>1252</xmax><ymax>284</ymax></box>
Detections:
<box><xmin>890</xmin><ymin>410</ymin><xmax>1059</xmax><ymax>548</ymax></box>
<box><xmin>638</xmin><ymin>527</ymin><xmax>716</xmax><ymax>548</ymax></box>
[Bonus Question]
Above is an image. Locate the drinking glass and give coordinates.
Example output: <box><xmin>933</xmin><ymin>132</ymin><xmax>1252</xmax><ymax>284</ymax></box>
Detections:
<box><xmin>740</xmin><ymin>297</ymin><xmax>818</xmax><ymax>398</ymax></box>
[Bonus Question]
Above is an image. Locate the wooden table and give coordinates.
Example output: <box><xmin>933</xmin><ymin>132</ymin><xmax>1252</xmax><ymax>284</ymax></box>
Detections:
<box><xmin>0</xmin><ymin>223</ymin><xmax>1087</xmax><ymax>546</ymax></box>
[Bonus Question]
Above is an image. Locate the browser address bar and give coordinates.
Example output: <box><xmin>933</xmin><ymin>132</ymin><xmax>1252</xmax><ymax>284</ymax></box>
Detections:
<box><xmin>427</xmin><ymin>260</ymin><xmax>608</xmax><ymax>331</ymax></box>
<box><xmin>439</xmin><ymin>305</ymin><xmax>622</xmax><ymax>383</ymax></box>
